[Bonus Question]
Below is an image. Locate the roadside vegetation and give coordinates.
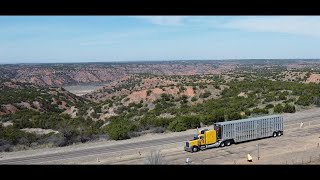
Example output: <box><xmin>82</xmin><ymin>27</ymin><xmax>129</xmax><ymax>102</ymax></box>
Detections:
<box><xmin>2</xmin><ymin>64</ymin><xmax>320</xmax><ymax>151</ymax></box>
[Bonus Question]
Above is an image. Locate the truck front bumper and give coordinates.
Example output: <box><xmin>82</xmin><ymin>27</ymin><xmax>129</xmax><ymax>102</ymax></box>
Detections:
<box><xmin>184</xmin><ymin>146</ymin><xmax>193</xmax><ymax>152</ymax></box>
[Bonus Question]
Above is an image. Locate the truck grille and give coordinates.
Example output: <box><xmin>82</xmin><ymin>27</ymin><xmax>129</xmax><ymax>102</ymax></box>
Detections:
<box><xmin>186</xmin><ymin>142</ymin><xmax>189</xmax><ymax>147</ymax></box>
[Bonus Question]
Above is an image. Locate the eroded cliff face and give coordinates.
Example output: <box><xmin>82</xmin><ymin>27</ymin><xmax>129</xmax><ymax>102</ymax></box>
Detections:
<box><xmin>0</xmin><ymin>62</ymin><xmax>228</xmax><ymax>86</ymax></box>
<box><xmin>10</xmin><ymin>67</ymin><xmax>124</xmax><ymax>86</ymax></box>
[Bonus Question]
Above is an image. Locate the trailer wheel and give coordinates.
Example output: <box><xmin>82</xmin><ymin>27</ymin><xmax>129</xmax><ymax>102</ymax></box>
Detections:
<box><xmin>220</xmin><ymin>142</ymin><xmax>225</xmax><ymax>147</ymax></box>
<box><xmin>277</xmin><ymin>131</ymin><xmax>282</xmax><ymax>136</ymax></box>
<box><xmin>273</xmin><ymin>132</ymin><xmax>277</xmax><ymax>137</ymax></box>
<box><xmin>226</xmin><ymin>141</ymin><xmax>231</xmax><ymax>146</ymax></box>
<box><xmin>192</xmin><ymin>146</ymin><xmax>198</xmax><ymax>152</ymax></box>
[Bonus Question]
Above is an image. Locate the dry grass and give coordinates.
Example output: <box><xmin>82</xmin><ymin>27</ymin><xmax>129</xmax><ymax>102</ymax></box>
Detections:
<box><xmin>144</xmin><ymin>150</ymin><xmax>166</xmax><ymax>165</ymax></box>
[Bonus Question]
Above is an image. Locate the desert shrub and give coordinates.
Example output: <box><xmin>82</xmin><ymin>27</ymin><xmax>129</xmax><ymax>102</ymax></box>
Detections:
<box><xmin>227</xmin><ymin>112</ymin><xmax>241</xmax><ymax>120</ymax></box>
<box><xmin>0</xmin><ymin>139</ymin><xmax>13</xmax><ymax>152</ymax></box>
<box><xmin>104</xmin><ymin>120</ymin><xmax>137</xmax><ymax>140</ymax></box>
<box><xmin>144</xmin><ymin>150</ymin><xmax>166</xmax><ymax>164</ymax></box>
<box><xmin>180</xmin><ymin>95</ymin><xmax>188</xmax><ymax>104</ymax></box>
<box><xmin>283</xmin><ymin>104</ymin><xmax>296</xmax><ymax>113</ymax></box>
<box><xmin>279</xmin><ymin>94</ymin><xmax>287</xmax><ymax>100</ymax></box>
<box><xmin>252</xmin><ymin>108</ymin><xmax>269</xmax><ymax>115</ymax></box>
<box><xmin>161</xmin><ymin>93</ymin><xmax>172</xmax><ymax>101</ymax></box>
<box><xmin>199</xmin><ymin>91</ymin><xmax>211</xmax><ymax>98</ymax></box>
<box><xmin>274</xmin><ymin>104</ymin><xmax>284</xmax><ymax>113</ymax></box>
<box><xmin>151</xmin><ymin>127</ymin><xmax>166</xmax><ymax>133</ymax></box>
<box><xmin>191</xmin><ymin>96</ymin><xmax>198</xmax><ymax>102</ymax></box>
<box><xmin>168</xmin><ymin>119</ymin><xmax>187</xmax><ymax>132</ymax></box>
<box><xmin>127</xmin><ymin>131</ymin><xmax>141</xmax><ymax>138</ymax></box>
<box><xmin>199</xmin><ymin>84</ymin><xmax>207</xmax><ymax>89</ymax></box>
<box><xmin>244</xmin><ymin>109</ymin><xmax>251</xmax><ymax>116</ymax></box>
<box><xmin>295</xmin><ymin>95</ymin><xmax>313</xmax><ymax>106</ymax></box>
<box><xmin>265</xmin><ymin>104</ymin><xmax>274</xmax><ymax>109</ymax></box>
<box><xmin>199</xmin><ymin>114</ymin><xmax>215</xmax><ymax>125</ymax></box>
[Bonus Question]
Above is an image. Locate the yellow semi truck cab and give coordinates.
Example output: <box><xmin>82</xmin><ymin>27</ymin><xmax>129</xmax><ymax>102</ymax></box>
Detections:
<box><xmin>184</xmin><ymin>129</ymin><xmax>219</xmax><ymax>152</ymax></box>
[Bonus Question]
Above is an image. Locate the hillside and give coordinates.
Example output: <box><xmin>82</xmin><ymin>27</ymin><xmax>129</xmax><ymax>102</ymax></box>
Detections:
<box><xmin>2</xmin><ymin>60</ymin><xmax>320</xmax><ymax>152</ymax></box>
<box><xmin>0</xmin><ymin>81</ymin><xmax>105</xmax><ymax>152</ymax></box>
<box><xmin>0</xmin><ymin>81</ymin><xmax>89</xmax><ymax>116</ymax></box>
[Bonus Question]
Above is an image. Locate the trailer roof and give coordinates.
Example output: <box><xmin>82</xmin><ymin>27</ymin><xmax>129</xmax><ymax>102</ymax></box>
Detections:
<box><xmin>214</xmin><ymin>114</ymin><xmax>282</xmax><ymax>126</ymax></box>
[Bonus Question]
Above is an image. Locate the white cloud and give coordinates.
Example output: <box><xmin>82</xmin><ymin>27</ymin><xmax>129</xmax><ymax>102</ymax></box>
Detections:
<box><xmin>223</xmin><ymin>16</ymin><xmax>320</xmax><ymax>37</ymax></box>
<box><xmin>135</xmin><ymin>16</ymin><xmax>320</xmax><ymax>38</ymax></box>
<box><xmin>136</xmin><ymin>16</ymin><xmax>187</xmax><ymax>26</ymax></box>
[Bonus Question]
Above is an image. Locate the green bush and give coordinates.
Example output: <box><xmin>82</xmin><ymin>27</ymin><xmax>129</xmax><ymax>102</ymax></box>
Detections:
<box><xmin>199</xmin><ymin>84</ymin><xmax>207</xmax><ymax>89</ymax></box>
<box><xmin>191</xmin><ymin>96</ymin><xmax>198</xmax><ymax>102</ymax></box>
<box><xmin>279</xmin><ymin>94</ymin><xmax>287</xmax><ymax>100</ymax></box>
<box><xmin>252</xmin><ymin>108</ymin><xmax>269</xmax><ymax>115</ymax></box>
<box><xmin>180</xmin><ymin>116</ymin><xmax>200</xmax><ymax>129</ymax></box>
<box><xmin>228</xmin><ymin>112</ymin><xmax>241</xmax><ymax>120</ymax></box>
<box><xmin>274</xmin><ymin>104</ymin><xmax>284</xmax><ymax>113</ymax></box>
<box><xmin>105</xmin><ymin>120</ymin><xmax>137</xmax><ymax>140</ymax></box>
<box><xmin>215</xmin><ymin>109</ymin><xmax>225</xmax><ymax>122</ymax></box>
<box><xmin>283</xmin><ymin>104</ymin><xmax>296</xmax><ymax>113</ymax></box>
<box><xmin>199</xmin><ymin>91</ymin><xmax>211</xmax><ymax>98</ymax></box>
<box><xmin>244</xmin><ymin>109</ymin><xmax>251</xmax><ymax>116</ymax></box>
<box><xmin>168</xmin><ymin>119</ymin><xmax>187</xmax><ymax>132</ymax></box>
<box><xmin>180</xmin><ymin>95</ymin><xmax>188</xmax><ymax>104</ymax></box>
<box><xmin>179</xmin><ymin>86</ymin><xmax>186</xmax><ymax>92</ymax></box>
<box><xmin>124</xmin><ymin>98</ymin><xmax>130</xmax><ymax>102</ymax></box>
<box><xmin>199</xmin><ymin>114</ymin><xmax>216</xmax><ymax>125</ymax></box>
<box><xmin>264</xmin><ymin>94</ymin><xmax>275</xmax><ymax>103</ymax></box>
<box><xmin>296</xmin><ymin>95</ymin><xmax>313</xmax><ymax>106</ymax></box>
<box><xmin>265</xmin><ymin>104</ymin><xmax>274</xmax><ymax>109</ymax></box>
<box><xmin>161</xmin><ymin>93</ymin><xmax>172</xmax><ymax>101</ymax></box>
<box><xmin>139</xmin><ymin>115</ymin><xmax>171</xmax><ymax>129</ymax></box>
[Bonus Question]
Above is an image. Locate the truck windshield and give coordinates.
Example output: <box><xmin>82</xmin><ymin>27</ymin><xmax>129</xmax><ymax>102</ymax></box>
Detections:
<box><xmin>193</xmin><ymin>136</ymin><xmax>199</xmax><ymax>140</ymax></box>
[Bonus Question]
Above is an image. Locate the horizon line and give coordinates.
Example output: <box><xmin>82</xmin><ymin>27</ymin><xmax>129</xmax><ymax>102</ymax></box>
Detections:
<box><xmin>1</xmin><ymin>58</ymin><xmax>320</xmax><ymax>65</ymax></box>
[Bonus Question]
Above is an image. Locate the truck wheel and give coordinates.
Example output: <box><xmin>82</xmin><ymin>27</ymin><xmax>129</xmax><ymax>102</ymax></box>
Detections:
<box><xmin>220</xmin><ymin>142</ymin><xmax>225</xmax><ymax>147</ymax></box>
<box><xmin>192</xmin><ymin>146</ymin><xmax>198</xmax><ymax>152</ymax></box>
<box><xmin>226</xmin><ymin>141</ymin><xmax>231</xmax><ymax>146</ymax></box>
<box><xmin>273</xmin><ymin>132</ymin><xmax>277</xmax><ymax>137</ymax></box>
<box><xmin>277</xmin><ymin>131</ymin><xmax>282</xmax><ymax>136</ymax></box>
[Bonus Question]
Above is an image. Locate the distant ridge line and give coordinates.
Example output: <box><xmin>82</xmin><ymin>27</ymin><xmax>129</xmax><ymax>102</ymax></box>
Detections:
<box><xmin>1</xmin><ymin>58</ymin><xmax>320</xmax><ymax>65</ymax></box>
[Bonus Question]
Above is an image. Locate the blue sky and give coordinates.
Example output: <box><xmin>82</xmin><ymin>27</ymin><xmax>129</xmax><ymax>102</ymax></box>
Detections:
<box><xmin>1</xmin><ymin>16</ymin><xmax>320</xmax><ymax>63</ymax></box>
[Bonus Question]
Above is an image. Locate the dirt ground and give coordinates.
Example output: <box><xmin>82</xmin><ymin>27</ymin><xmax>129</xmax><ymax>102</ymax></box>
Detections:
<box><xmin>306</xmin><ymin>74</ymin><xmax>320</xmax><ymax>84</ymax></box>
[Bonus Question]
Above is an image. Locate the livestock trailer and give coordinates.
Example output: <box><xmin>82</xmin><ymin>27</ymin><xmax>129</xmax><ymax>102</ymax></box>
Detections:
<box><xmin>214</xmin><ymin>114</ymin><xmax>283</xmax><ymax>145</ymax></box>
